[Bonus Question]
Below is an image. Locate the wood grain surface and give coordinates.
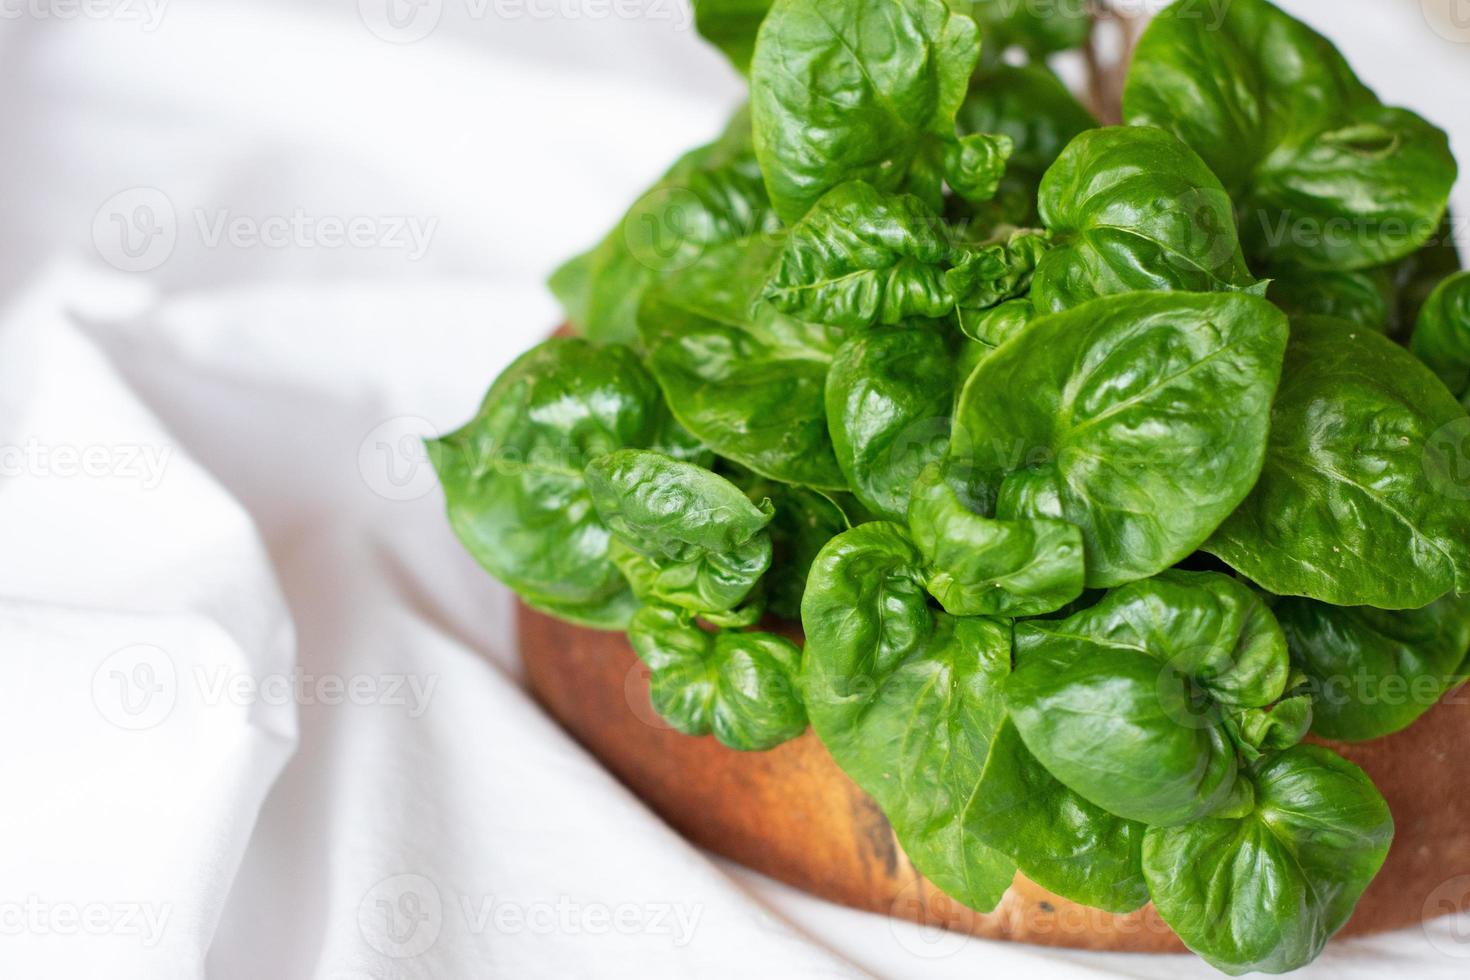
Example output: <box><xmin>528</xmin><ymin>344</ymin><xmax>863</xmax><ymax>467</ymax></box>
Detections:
<box><xmin>519</xmin><ymin>600</ymin><xmax>1470</xmax><ymax>953</ymax></box>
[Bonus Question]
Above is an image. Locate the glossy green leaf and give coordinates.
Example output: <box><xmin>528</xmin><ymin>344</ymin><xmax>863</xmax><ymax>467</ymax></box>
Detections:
<box><xmin>586</xmin><ymin>449</ymin><xmax>773</xmax><ymax>614</ymax></box>
<box><xmin>639</xmin><ymin>236</ymin><xmax>848</xmax><ymax>489</ymax></box>
<box><xmin>1007</xmin><ymin>570</ymin><xmax>1291</xmax><ymax>826</ymax></box>
<box><xmin>908</xmin><ymin>461</ymin><xmax>1083</xmax><ymax>617</ymax></box>
<box><xmin>952</xmin><ymin>291</ymin><xmax>1287</xmax><ymax>588</ymax></box>
<box><xmin>1410</xmin><ymin>270</ymin><xmax>1470</xmax><ymax>401</ymax></box>
<box><xmin>1143</xmin><ymin>745</ymin><xmax>1393</xmax><ymax>975</ymax></box>
<box><xmin>1124</xmin><ymin>0</ymin><xmax>1456</xmax><ymax>270</ymax></box>
<box><xmin>551</xmin><ymin>107</ymin><xmax>780</xmax><ymax>344</ymax></box>
<box><xmin>429</xmin><ymin>339</ymin><xmax>688</xmax><ymax>627</ymax></box>
<box><xmin>1267</xmin><ymin>267</ymin><xmax>1394</xmax><ymax>334</ymax></box>
<box><xmin>943</xmin><ymin>131</ymin><xmax>1014</xmax><ymax>206</ymax></box>
<box><xmin>955</xmin><ymin>296</ymin><xmax>1032</xmax><ymax>349</ymax></box>
<box><xmin>1032</xmin><ymin>126</ymin><xmax>1259</xmax><ymax>313</ymax></box>
<box><xmin>802</xmin><ymin>522</ymin><xmax>1017</xmax><ymax>911</ymax></box>
<box><xmin>691</xmin><ymin>0</ymin><xmax>772</xmax><ymax>74</ymax></box>
<box><xmin>628</xmin><ymin>604</ymin><xmax>806</xmax><ymax>751</ymax></box>
<box><xmin>764</xmin><ymin>181</ymin><xmax>955</xmax><ymax>328</ymax></box>
<box><xmin>945</xmin><ymin>231</ymin><xmax>1049</xmax><ymax>319</ymax></box>
<box><xmin>750</xmin><ymin>0</ymin><xmax>980</xmax><ymax>223</ymax></box>
<box><xmin>1277</xmin><ymin>593</ymin><xmax>1470</xmax><ymax>742</ymax></box>
<box><xmin>1207</xmin><ymin>316</ymin><xmax>1470</xmax><ymax>607</ymax></box>
<box><xmin>968</xmin><ymin>719</ymin><xmax>1148</xmax><ymax>913</ymax></box>
<box><xmin>825</xmin><ymin>327</ymin><xmax>955</xmax><ymax>520</ymax></box>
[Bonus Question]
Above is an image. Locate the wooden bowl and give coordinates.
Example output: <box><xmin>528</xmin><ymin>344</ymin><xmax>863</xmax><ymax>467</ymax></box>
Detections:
<box><xmin>519</xmin><ymin>601</ymin><xmax>1470</xmax><ymax>952</ymax></box>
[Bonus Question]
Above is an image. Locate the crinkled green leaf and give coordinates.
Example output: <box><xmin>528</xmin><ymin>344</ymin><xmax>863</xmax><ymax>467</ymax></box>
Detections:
<box><xmin>429</xmin><ymin>339</ymin><xmax>690</xmax><ymax>627</ymax></box>
<box><xmin>764</xmin><ymin>181</ymin><xmax>955</xmax><ymax>328</ymax></box>
<box><xmin>586</xmin><ymin>449</ymin><xmax>773</xmax><ymax>614</ymax></box>
<box><xmin>908</xmin><ymin>461</ymin><xmax>1083</xmax><ymax>617</ymax></box>
<box><xmin>1143</xmin><ymin>745</ymin><xmax>1393</xmax><ymax>975</ymax></box>
<box><xmin>1207</xmin><ymin>315</ymin><xmax>1470</xmax><ymax>607</ymax></box>
<box><xmin>628</xmin><ymin>604</ymin><xmax>806</xmax><ymax>751</ymax></box>
<box><xmin>750</xmin><ymin>0</ymin><xmax>981</xmax><ymax>223</ymax></box>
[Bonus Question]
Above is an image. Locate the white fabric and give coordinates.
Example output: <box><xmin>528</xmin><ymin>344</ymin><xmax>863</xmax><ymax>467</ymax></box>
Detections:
<box><xmin>1</xmin><ymin>1</ymin><xmax>1468</xmax><ymax>977</ymax></box>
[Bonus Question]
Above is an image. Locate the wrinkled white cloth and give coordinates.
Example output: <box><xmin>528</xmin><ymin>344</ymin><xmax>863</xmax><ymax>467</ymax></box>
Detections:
<box><xmin>1</xmin><ymin>2</ymin><xmax>1468</xmax><ymax>978</ymax></box>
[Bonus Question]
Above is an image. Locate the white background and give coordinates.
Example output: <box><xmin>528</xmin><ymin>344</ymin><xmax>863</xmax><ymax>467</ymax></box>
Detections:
<box><xmin>1</xmin><ymin>1</ymin><xmax>1468</xmax><ymax>977</ymax></box>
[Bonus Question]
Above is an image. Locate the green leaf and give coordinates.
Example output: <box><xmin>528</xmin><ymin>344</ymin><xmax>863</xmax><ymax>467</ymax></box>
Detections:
<box><xmin>945</xmin><ymin>231</ymin><xmax>1050</xmax><ymax>319</ymax></box>
<box><xmin>1277</xmin><ymin>593</ymin><xmax>1470</xmax><ymax>742</ymax></box>
<box><xmin>952</xmin><ymin>290</ymin><xmax>1288</xmax><ymax>588</ymax></box>
<box><xmin>639</xmin><ymin>236</ymin><xmax>849</xmax><ymax>489</ymax></box>
<box><xmin>943</xmin><ymin>131</ymin><xmax>1014</xmax><ymax>206</ymax></box>
<box><xmin>1410</xmin><ymin>270</ymin><xmax>1470</xmax><ymax>401</ymax></box>
<box><xmin>825</xmin><ymin>326</ymin><xmax>955</xmax><ymax>520</ymax></box>
<box><xmin>764</xmin><ymin>181</ymin><xmax>956</xmax><ymax>328</ymax></box>
<box><xmin>429</xmin><ymin>338</ymin><xmax>690</xmax><ymax>627</ymax></box>
<box><xmin>1267</xmin><ymin>267</ymin><xmax>1394</xmax><ymax>334</ymax></box>
<box><xmin>955</xmin><ymin>64</ymin><xmax>1096</xmax><ymax>225</ymax></box>
<box><xmin>1207</xmin><ymin>315</ymin><xmax>1470</xmax><ymax>608</ymax></box>
<box><xmin>1007</xmin><ymin>570</ymin><xmax>1291</xmax><ymax>826</ymax></box>
<box><xmin>1124</xmin><ymin>0</ymin><xmax>1456</xmax><ymax>270</ymax></box>
<box><xmin>908</xmin><ymin>461</ymin><xmax>1083</xmax><ymax>617</ymax></box>
<box><xmin>552</xmin><ymin>107</ymin><xmax>780</xmax><ymax>343</ymax></box>
<box><xmin>1143</xmin><ymin>745</ymin><xmax>1393</xmax><ymax>975</ymax></box>
<box><xmin>628</xmin><ymin>604</ymin><xmax>806</xmax><ymax>751</ymax></box>
<box><xmin>1032</xmin><ymin>126</ymin><xmax>1260</xmax><ymax>313</ymax></box>
<box><xmin>968</xmin><ymin>719</ymin><xmax>1148</xmax><ymax>913</ymax></box>
<box><xmin>691</xmin><ymin>0</ymin><xmax>773</xmax><ymax>74</ymax></box>
<box><xmin>954</xmin><ymin>296</ymin><xmax>1032</xmax><ymax>349</ymax></box>
<box><xmin>750</xmin><ymin>0</ymin><xmax>981</xmax><ymax>223</ymax></box>
<box><xmin>586</xmin><ymin>449</ymin><xmax>773</xmax><ymax>615</ymax></box>
<box><xmin>801</xmin><ymin>522</ymin><xmax>1017</xmax><ymax>911</ymax></box>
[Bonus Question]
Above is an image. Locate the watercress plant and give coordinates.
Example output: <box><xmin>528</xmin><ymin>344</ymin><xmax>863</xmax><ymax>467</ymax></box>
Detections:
<box><xmin>437</xmin><ymin>1</ymin><xmax>1466</xmax><ymax>973</ymax></box>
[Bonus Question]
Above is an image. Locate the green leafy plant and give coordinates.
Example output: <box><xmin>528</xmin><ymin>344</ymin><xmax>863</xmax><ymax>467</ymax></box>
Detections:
<box><xmin>436</xmin><ymin>1</ymin><xmax>1467</xmax><ymax>972</ymax></box>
